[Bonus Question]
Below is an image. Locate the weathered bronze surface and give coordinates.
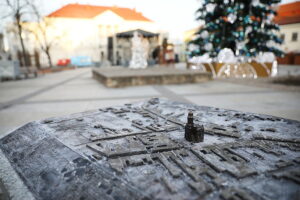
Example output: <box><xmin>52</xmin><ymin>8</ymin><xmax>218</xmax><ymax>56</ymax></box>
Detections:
<box><xmin>0</xmin><ymin>98</ymin><xmax>299</xmax><ymax>200</ymax></box>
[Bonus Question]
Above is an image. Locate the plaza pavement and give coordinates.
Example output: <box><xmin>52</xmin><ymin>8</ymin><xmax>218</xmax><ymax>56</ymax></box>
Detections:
<box><xmin>0</xmin><ymin>65</ymin><xmax>300</xmax><ymax>137</ymax></box>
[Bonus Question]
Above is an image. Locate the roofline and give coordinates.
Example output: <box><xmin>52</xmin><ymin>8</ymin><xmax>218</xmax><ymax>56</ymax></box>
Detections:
<box><xmin>275</xmin><ymin>1</ymin><xmax>300</xmax><ymax>25</ymax></box>
<box><xmin>47</xmin><ymin>3</ymin><xmax>153</xmax><ymax>22</ymax></box>
<box><xmin>279</xmin><ymin>22</ymin><xmax>300</xmax><ymax>26</ymax></box>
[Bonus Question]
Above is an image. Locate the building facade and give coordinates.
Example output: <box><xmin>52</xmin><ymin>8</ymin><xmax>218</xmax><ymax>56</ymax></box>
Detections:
<box><xmin>47</xmin><ymin>4</ymin><xmax>162</xmax><ymax>66</ymax></box>
<box><xmin>5</xmin><ymin>4</ymin><xmax>163</xmax><ymax>67</ymax></box>
<box><xmin>275</xmin><ymin>2</ymin><xmax>300</xmax><ymax>65</ymax></box>
<box><xmin>275</xmin><ymin>2</ymin><xmax>300</xmax><ymax>53</ymax></box>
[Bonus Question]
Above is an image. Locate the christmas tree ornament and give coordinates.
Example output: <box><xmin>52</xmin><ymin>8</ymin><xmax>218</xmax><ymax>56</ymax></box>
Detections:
<box><xmin>188</xmin><ymin>44</ymin><xmax>198</xmax><ymax>52</ymax></box>
<box><xmin>237</xmin><ymin>41</ymin><xmax>245</xmax><ymax>50</ymax></box>
<box><xmin>206</xmin><ymin>3</ymin><xmax>216</xmax><ymax>13</ymax></box>
<box><xmin>200</xmin><ymin>30</ymin><xmax>209</xmax><ymax>38</ymax></box>
<box><xmin>205</xmin><ymin>43</ymin><xmax>213</xmax><ymax>51</ymax></box>
<box><xmin>268</xmin><ymin>13</ymin><xmax>275</xmax><ymax>20</ymax></box>
<box><xmin>252</xmin><ymin>0</ymin><xmax>260</xmax><ymax>6</ymax></box>
<box><xmin>228</xmin><ymin>13</ymin><xmax>237</xmax><ymax>24</ymax></box>
<box><xmin>266</xmin><ymin>41</ymin><xmax>275</xmax><ymax>48</ymax></box>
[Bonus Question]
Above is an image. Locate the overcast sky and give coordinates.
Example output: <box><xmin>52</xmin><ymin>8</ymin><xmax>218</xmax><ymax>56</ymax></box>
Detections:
<box><xmin>37</xmin><ymin>0</ymin><xmax>201</xmax><ymax>42</ymax></box>
<box><xmin>39</xmin><ymin>0</ymin><xmax>299</xmax><ymax>42</ymax></box>
<box><xmin>1</xmin><ymin>0</ymin><xmax>299</xmax><ymax>42</ymax></box>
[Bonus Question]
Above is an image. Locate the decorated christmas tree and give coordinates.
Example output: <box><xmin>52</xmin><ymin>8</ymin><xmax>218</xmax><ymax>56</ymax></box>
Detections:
<box><xmin>189</xmin><ymin>0</ymin><xmax>284</xmax><ymax>60</ymax></box>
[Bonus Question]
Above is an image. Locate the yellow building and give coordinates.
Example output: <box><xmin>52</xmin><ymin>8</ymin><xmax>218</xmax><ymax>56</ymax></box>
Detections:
<box><xmin>19</xmin><ymin>4</ymin><xmax>161</xmax><ymax>66</ymax></box>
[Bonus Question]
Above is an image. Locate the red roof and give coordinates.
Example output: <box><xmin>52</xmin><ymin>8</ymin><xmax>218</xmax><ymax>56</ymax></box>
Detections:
<box><xmin>274</xmin><ymin>2</ymin><xmax>300</xmax><ymax>25</ymax></box>
<box><xmin>47</xmin><ymin>4</ymin><xmax>152</xmax><ymax>22</ymax></box>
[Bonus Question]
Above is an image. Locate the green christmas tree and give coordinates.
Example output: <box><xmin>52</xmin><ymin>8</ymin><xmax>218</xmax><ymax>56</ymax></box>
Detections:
<box><xmin>189</xmin><ymin>0</ymin><xmax>284</xmax><ymax>59</ymax></box>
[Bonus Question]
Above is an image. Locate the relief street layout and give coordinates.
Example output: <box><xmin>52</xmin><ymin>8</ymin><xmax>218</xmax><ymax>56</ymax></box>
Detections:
<box><xmin>0</xmin><ymin>98</ymin><xmax>299</xmax><ymax>200</ymax></box>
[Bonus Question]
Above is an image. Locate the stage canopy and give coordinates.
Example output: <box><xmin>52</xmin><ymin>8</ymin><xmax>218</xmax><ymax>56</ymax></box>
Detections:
<box><xmin>116</xmin><ymin>29</ymin><xmax>159</xmax><ymax>38</ymax></box>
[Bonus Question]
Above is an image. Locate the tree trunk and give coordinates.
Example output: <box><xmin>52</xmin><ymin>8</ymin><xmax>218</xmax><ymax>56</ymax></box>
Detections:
<box><xmin>45</xmin><ymin>49</ymin><xmax>53</xmax><ymax>68</ymax></box>
<box><xmin>34</xmin><ymin>50</ymin><xmax>41</xmax><ymax>69</ymax></box>
<box><xmin>16</xmin><ymin>12</ymin><xmax>28</xmax><ymax>67</ymax></box>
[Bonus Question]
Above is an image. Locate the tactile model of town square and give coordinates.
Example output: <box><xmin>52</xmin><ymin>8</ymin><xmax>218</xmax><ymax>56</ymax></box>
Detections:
<box><xmin>0</xmin><ymin>98</ymin><xmax>299</xmax><ymax>200</ymax></box>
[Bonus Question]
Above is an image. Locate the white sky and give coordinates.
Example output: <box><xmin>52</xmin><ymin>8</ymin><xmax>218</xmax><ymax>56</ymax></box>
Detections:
<box><xmin>37</xmin><ymin>0</ymin><xmax>200</xmax><ymax>42</ymax></box>
<box><xmin>1</xmin><ymin>0</ymin><xmax>299</xmax><ymax>42</ymax></box>
<box><xmin>39</xmin><ymin>0</ymin><xmax>299</xmax><ymax>42</ymax></box>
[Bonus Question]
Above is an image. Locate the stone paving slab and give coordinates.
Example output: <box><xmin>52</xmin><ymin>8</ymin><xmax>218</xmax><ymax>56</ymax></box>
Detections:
<box><xmin>27</xmin><ymin>83</ymin><xmax>160</xmax><ymax>102</ymax></box>
<box><xmin>164</xmin><ymin>81</ymin><xmax>270</xmax><ymax>95</ymax></box>
<box><xmin>0</xmin><ymin>67</ymin><xmax>300</xmax><ymax>138</ymax></box>
<box><xmin>186</xmin><ymin>91</ymin><xmax>300</xmax><ymax>120</ymax></box>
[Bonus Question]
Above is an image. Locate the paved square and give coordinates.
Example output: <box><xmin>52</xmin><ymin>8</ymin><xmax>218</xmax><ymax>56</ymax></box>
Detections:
<box><xmin>0</xmin><ymin>67</ymin><xmax>299</xmax><ymax>136</ymax></box>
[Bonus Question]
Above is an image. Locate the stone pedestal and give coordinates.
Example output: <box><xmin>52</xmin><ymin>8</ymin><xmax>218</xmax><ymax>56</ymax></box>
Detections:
<box><xmin>93</xmin><ymin>67</ymin><xmax>212</xmax><ymax>87</ymax></box>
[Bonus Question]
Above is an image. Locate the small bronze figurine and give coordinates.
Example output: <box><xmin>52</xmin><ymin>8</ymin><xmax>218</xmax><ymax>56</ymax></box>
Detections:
<box><xmin>185</xmin><ymin>112</ymin><xmax>204</xmax><ymax>143</ymax></box>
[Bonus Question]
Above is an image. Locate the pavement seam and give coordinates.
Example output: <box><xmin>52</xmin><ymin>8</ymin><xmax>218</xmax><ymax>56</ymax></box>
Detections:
<box><xmin>20</xmin><ymin>95</ymin><xmax>163</xmax><ymax>104</ymax></box>
<box><xmin>17</xmin><ymin>89</ymin><xmax>285</xmax><ymax>105</ymax></box>
<box><xmin>183</xmin><ymin>89</ymin><xmax>282</xmax><ymax>97</ymax></box>
<box><xmin>0</xmin><ymin>71</ymin><xmax>89</xmax><ymax>111</ymax></box>
<box><xmin>152</xmin><ymin>85</ymin><xmax>192</xmax><ymax>104</ymax></box>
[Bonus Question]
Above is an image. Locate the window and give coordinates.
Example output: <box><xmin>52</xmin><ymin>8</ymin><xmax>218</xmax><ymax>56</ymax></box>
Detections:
<box><xmin>114</xmin><ymin>25</ymin><xmax>119</xmax><ymax>33</ymax></box>
<box><xmin>106</xmin><ymin>25</ymin><xmax>111</xmax><ymax>36</ymax></box>
<box><xmin>280</xmin><ymin>34</ymin><xmax>285</xmax><ymax>42</ymax></box>
<box><xmin>292</xmin><ymin>32</ymin><xmax>298</xmax><ymax>41</ymax></box>
<box><xmin>99</xmin><ymin>25</ymin><xmax>104</xmax><ymax>36</ymax></box>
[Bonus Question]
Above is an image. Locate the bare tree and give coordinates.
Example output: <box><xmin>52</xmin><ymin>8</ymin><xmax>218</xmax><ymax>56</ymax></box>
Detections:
<box><xmin>25</xmin><ymin>0</ymin><xmax>65</xmax><ymax>68</ymax></box>
<box><xmin>1</xmin><ymin>0</ymin><xmax>30</xmax><ymax>67</ymax></box>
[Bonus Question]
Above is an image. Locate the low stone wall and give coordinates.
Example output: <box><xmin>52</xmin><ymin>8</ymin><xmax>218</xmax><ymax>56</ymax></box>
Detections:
<box><xmin>38</xmin><ymin>66</ymin><xmax>76</xmax><ymax>74</ymax></box>
<box><xmin>93</xmin><ymin>67</ymin><xmax>212</xmax><ymax>87</ymax></box>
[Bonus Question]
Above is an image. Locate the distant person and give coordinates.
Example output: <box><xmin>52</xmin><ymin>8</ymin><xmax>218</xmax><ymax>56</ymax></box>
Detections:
<box><xmin>175</xmin><ymin>54</ymin><xmax>179</xmax><ymax>63</ymax></box>
<box><xmin>152</xmin><ymin>46</ymin><xmax>160</xmax><ymax>64</ymax></box>
<box><xmin>100</xmin><ymin>52</ymin><xmax>104</xmax><ymax>62</ymax></box>
<box><xmin>165</xmin><ymin>49</ymin><xmax>175</xmax><ymax>66</ymax></box>
<box><xmin>116</xmin><ymin>51</ymin><xmax>122</xmax><ymax>66</ymax></box>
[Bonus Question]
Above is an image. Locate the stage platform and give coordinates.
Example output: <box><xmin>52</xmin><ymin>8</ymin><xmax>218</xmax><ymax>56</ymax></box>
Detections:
<box><xmin>92</xmin><ymin>67</ymin><xmax>212</xmax><ymax>87</ymax></box>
